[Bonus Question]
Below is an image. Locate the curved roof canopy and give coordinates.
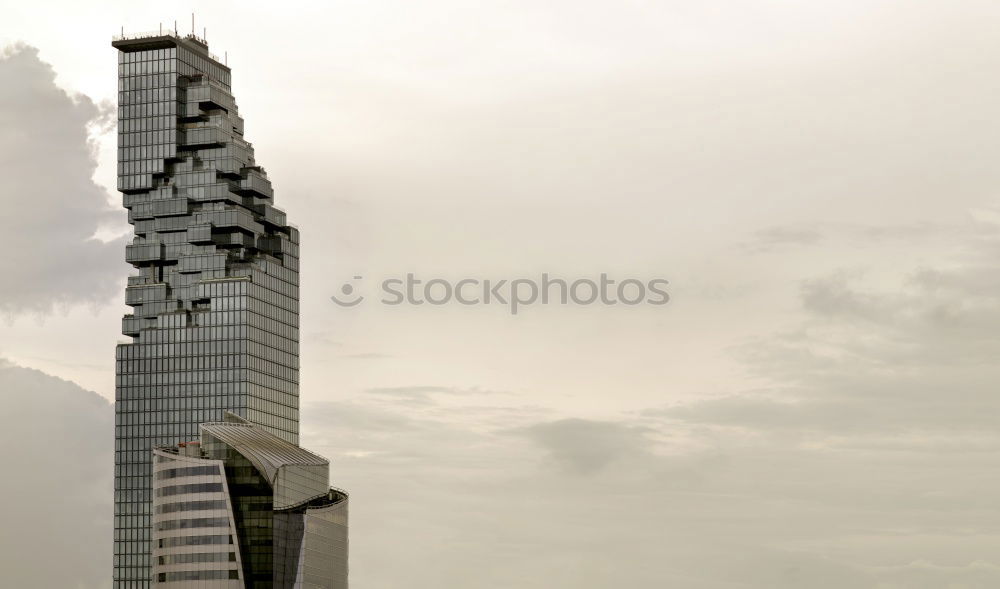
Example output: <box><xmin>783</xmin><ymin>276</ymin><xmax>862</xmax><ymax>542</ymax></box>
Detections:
<box><xmin>201</xmin><ymin>412</ymin><xmax>328</xmax><ymax>487</ymax></box>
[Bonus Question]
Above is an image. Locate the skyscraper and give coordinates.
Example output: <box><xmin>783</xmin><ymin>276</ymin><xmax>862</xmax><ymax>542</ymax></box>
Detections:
<box><xmin>112</xmin><ymin>29</ymin><xmax>309</xmax><ymax>587</ymax></box>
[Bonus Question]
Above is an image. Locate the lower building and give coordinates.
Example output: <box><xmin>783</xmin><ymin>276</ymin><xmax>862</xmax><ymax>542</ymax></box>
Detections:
<box><xmin>152</xmin><ymin>413</ymin><xmax>348</xmax><ymax>587</ymax></box>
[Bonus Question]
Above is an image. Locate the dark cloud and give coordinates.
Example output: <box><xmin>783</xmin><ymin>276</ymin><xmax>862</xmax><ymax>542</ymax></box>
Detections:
<box><xmin>0</xmin><ymin>45</ymin><xmax>126</xmax><ymax>316</ymax></box>
<box><xmin>800</xmin><ymin>273</ymin><xmax>896</xmax><ymax>323</ymax></box>
<box><xmin>517</xmin><ymin>418</ymin><xmax>651</xmax><ymax>474</ymax></box>
<box><xmin>0</xmin><ymin>358</ymin><xmax>111</xmax><ymax>588</ymax></box>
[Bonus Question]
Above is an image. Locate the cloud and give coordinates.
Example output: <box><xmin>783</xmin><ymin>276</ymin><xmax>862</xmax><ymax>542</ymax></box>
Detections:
<box><xmin>362</xmin><ymin>385</ymin><xmax>509</xmax><ymax>407</ymax></box>
<box><xmin>367</xmin><ymin>385</ymin><xmax>460</xmax><ymax>395</ymax></box>
<box><xmin>8</xmin><ymin>3</ymin><xmax>1000</xmax><ymax>587</ymax></box>
<box><xmin>749</xmin><ymin>226</ymin><xmax>824</xmax><ymax>251</ymax></box>
<box><xmin>298</xmin><ymin>216</ymin><xmax>1000</xmax><ymax>584</ymax></box>
<box><xmin>659</xmin><ymin>216</ymin><xmax>1000</xmax><ymax>439</ymax></box>
<box><xmin>799</xmin><ymin>273</ymin><xmax>892</xmax><ymax>322</ymax></box>
<box><xmin>303</xmin><ymin>387</ymin><xmax>1000</xmax><ymax>588</ymax></box>
<box><xmin>342</xmin><ymin>352</ymin><xmax>393</xmax><ymax>359</ymax></box>
<box><xmin>617</xmin><ymin>213</ymin><xmax>1000</xmax><ymax>587</ymax></box>
<box><xmin>0</xmin><ymin>45</ymin><xmax>125</xmax><ymax>317</ymax></box>
<box><xmin>0</xmin><ymin>358</ymin><xmax>112</xmax><ymax>588</ymax></box>
<box><xmin>517</xmin><ymin>418</ymin><xmax>652</xmax><ymax>474</ymax></box>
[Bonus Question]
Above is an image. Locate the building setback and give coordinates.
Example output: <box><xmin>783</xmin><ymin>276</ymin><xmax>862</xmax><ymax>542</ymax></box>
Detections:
<box><xmin>111</xmin><ymin>29</ymin><xmax>344</xmax><ymax>587</ymax></box>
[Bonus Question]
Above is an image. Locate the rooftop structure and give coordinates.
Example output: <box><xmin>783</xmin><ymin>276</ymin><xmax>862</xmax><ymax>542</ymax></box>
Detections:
<box><xmin>153</xmin><ymin>414</ymin><xmax>348</xmax><ymax>587</ymax></box>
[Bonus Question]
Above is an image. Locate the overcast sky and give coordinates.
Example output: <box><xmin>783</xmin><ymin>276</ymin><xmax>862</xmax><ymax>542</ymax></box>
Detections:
<box><xmin>3</xmin><ymin>1</ymin><xmax>1000</xmax><ymax>587</ymax></box>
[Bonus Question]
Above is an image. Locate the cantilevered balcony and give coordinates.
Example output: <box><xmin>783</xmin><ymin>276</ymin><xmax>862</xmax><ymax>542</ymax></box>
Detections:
<box><xmin>125</xmin><ymin>242</ymin><xmax>164</xmax><ymax>264</ymax></box>
<box><xmin>239</xmin><ymin>168</ymin><xmax>273</xmax><ymax>198</ymax></box>
<box><xmin>179</xmin><ymin>126</ymin><xmax>228</xmax><ymax>148</ymax></box>
<box><xmin>184</xmin><ymin>79</ymin><xmax>235</xmax><ymax>112</ymax></box>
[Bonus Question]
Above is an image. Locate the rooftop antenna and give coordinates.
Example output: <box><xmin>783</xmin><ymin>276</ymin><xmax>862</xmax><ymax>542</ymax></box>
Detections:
<box><xmin>191</xmin><ymin>13</ymin><xmax>195</xmax><ymax>36</ymax></box>
<box><xmin>225</xmin><ymin>51</ymin><xmax>228</xmax><ymax>66</ymax></box>
<box><xmin>159</xmin><ymin>22</ymin><xmax>162</xmax><ymax>35</ymax></box>
<box><xmin>174</xmin><ymin>20</ymin><xmax>177</xmax><ymax>35</ymax></box>
<box><xmin>204</xmin><ymin>27</ymin><xmax>207</xmax><ymax>40</ymax></box>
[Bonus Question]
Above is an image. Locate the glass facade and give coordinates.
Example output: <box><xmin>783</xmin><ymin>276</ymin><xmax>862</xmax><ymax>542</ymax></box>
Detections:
<box><xmin>151</xmin><ymin>416</ymin><xmax>349</xmax><ymax>588</ymax></box>
<box><xmin>204</xmin><ymin>433</ymin><xmax>275</xmax><ymax>585</ymax></box>
<box><xmin>112</xmin><ymin>31</ymin><xmax>300</xmax><ymax>588</ymax></box>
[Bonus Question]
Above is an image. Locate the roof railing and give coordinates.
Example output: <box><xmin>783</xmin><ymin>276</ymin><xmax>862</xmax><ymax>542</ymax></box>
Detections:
<box><xmin>113</xmin><ymin>28</ymin><xmax>180</xmax><ymax>42</ymax></box>
<box><xmin>112</xmin><ymin>29</ymin><xmax>226</xmax><ymax>66</ymax></box>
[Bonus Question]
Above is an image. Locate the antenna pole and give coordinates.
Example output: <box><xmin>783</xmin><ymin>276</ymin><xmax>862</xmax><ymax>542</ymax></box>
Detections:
<box><xmin>191</xmin><ymin>13</ymin><xmax>195</xmax><ymax>35</ymax></box>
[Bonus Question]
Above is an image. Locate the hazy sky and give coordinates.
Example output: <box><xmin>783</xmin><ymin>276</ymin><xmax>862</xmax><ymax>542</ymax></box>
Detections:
<box><xmin>3</xmin><ymin>1</ymin><xmax>1000</xmax><ymax>587</ymax></box>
